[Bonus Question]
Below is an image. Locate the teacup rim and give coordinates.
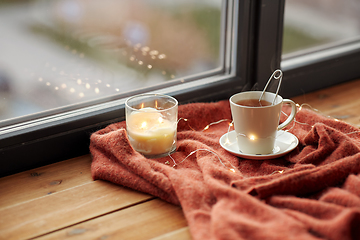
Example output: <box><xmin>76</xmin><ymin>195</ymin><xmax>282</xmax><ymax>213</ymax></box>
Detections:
<box><xmin>230</xmin><ymin>91</ymin><xmax>283</xmax><ymax>108</ymax></box>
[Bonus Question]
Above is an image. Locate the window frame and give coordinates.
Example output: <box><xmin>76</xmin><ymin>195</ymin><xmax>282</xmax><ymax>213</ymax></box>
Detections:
<box><xmin>254</xmin><ymin>0</ymin><xmax>360</xmax><ymax>99</ymax></box>
<box><xmin>0</xmin><ymin>0</ymin><xmax>256</xmax><ymax>177</ymax></box>
<box><xmin>280</xmin><ymin>38</ymin><xmax>360</xmax><ymax>98</ymax></box>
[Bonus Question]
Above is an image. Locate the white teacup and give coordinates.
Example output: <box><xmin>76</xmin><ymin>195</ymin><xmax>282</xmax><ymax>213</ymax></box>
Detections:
<box><xmin>230</xmin><ymin>91</ymin><xmax>297</xmax><ymax>155</ymax></box>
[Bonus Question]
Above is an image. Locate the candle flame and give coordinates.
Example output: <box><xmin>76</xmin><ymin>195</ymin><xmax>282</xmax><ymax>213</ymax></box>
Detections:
<box><xmin>249</xmin><ymin>135</ymin><xmax>256</xmax><ymax>141</ymax></box>
<box><xmin>155</xmin><ymin>100</ymin><xmax>158</xmax><ymax>109</ymax></box>
<box><xmin>140</xmin><ymin>103</ymin><xmax>144</xmax><ymax>109</ymax></box>
<box><xmin>141</xmin><ymin>121</ymin><xmax>147</xmax><ymax>129</ymax></box>
<box><xmin>158</xmin><ymin>117</ymin><xmax>163</xmax><ymax>123</ymax></box>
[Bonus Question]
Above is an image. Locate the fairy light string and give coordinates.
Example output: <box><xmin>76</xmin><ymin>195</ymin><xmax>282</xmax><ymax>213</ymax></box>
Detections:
<box><xmin>168</xmin><ymin>149</ymin><xmax>237</xmax><ymax>173</ymax></box>
<box><xmin>166</xmin><ymin>102</ymin><xmax>360</xmax><ymax>173</ymax></box>
<box><xmin>282</xmin><ymin>103</ymin><xmax>360</xmax><ymax>135</ymax></box>
<box><xmin>177</xmin><ymin>118</ymin><xmax>233</xmax><ymax>132</ymax></box>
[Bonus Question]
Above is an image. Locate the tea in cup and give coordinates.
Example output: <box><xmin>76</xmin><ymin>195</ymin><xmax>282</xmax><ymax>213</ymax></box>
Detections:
<box><xmin>230</xmin><ymin>91</ymin><xmax>297</xmax><ymax>155</ymax></box>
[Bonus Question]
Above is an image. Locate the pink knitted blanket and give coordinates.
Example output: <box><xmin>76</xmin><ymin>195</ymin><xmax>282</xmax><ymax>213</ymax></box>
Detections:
<box><xmin>90</xmin><ymin>100</ymin><xmax>360</xmax><ymax>240</ymax></box>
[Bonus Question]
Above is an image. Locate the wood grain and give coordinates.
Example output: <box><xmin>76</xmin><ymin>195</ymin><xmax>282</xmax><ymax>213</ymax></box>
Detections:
<box><xmin>0</xmin><ymin>156</ymin><xmax>153</xmax><ymax>240</ymax></box>
<box><xmin>291</xmin><ymin>79</ymin><xmax>360</xmax><ymax>126</ymax></box>
<box><xmin>0</xmin><ymin>155</ymin><xmax>93</xmax><ymax>210</ymax></box>
<box><xmin>37</xmin><ymin>199</ymin><xmax>188</xmax><ymax>240</ymax></box>
<box><xmin>150</xmin><ymin>227</ymin><xmax>192</xmax><ymax>240</ymax></box>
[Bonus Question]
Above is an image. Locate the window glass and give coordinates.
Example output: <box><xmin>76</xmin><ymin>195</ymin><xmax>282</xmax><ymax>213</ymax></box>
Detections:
<box><xmin>283</xmin><ymin>0</ymin><xmax>360</xmax><ymax>55</ymax></box>
<box><xmin>0</xmin><ymin>0</ymin><xmax>222</xmax><ymax>122</ymax></box>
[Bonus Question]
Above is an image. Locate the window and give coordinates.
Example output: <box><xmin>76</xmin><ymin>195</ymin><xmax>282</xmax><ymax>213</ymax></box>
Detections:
<box><xmin>283</xmin><ymin>0</ymin><xmax>360</xmax><ymax>55</ymax></box>
<box><xmin>0</xmin><ymin>0</ymin><xmax>226</xmax><ymax>124</ymax></box>
<box><xmin>1</xmin><ymin>0</ymin><xmax>360</xmax><ymax>177</ymax></box>
<box><xmin>280</xmin><ymin>0</ymin><xmax>360</xmax><ymax>97</ymax></box>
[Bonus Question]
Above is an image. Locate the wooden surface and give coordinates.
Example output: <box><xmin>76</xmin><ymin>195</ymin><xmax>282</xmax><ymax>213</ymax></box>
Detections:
<box><xmin>1</xmin><ymin>79</ymin><xmax>360</xmax><ymax>240</ymax></box>
<box><xmin>291</xmin><ymin>79</ymin><xmax>360</xmax><ymax>127</ymax></box>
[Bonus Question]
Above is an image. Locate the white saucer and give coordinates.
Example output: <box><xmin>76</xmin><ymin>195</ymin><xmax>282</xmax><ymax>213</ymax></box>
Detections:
<box><xmin>219</xmin><ymin>130</ymin><xmax>299</xmax><ymax>160</ymax></box>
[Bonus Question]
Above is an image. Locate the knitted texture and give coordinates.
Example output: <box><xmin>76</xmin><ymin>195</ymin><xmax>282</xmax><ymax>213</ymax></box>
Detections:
<box><xmin>90</xmin><ymin>100</ymin><xmax>360</xmax><ymax>240</ymax></box>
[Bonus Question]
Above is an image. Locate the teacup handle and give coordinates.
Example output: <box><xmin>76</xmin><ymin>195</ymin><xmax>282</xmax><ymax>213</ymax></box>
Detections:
<box><xmin>278</xmin><ymin>99</ymin><xmax>297</xmax><ymax>130</ymax></box>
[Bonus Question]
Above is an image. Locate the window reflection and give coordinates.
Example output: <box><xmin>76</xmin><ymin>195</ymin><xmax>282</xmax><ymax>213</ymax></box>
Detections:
<box><xmin>0</xmin><ymin>0</ymin><xmax>222</xmax><ymax>122</ymax></box>
<box><xmin>283</xmin><ymin>0</ymin><xmax>360</xmax><ymax>55</ymax></box>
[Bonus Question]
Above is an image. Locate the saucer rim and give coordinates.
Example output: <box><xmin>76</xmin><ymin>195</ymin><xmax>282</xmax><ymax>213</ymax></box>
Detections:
<box><xmin>219</xmin><ymin>130</ymin><xmax>299</xmax><ymax>160</ymax></box>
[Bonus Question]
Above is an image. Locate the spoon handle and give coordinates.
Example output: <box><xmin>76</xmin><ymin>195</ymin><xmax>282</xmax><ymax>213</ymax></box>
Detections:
<box><xmin>259</xmin><ymin>69</ymin><xmax>283</xmax><ymax>105</ymax></box>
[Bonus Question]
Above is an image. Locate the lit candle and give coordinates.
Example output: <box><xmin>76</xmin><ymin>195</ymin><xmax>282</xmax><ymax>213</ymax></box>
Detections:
<box><xmin>126</xmin><ymin>107</ymin><xmax>176</xmax><ymax>155</ymax></box>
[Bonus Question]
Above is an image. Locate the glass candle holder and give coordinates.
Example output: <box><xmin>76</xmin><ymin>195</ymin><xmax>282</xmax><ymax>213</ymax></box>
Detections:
<box><xmin>125</xmin><ymin>94</ymin><xmax>178</xmax><ymax>158</ymax></box>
